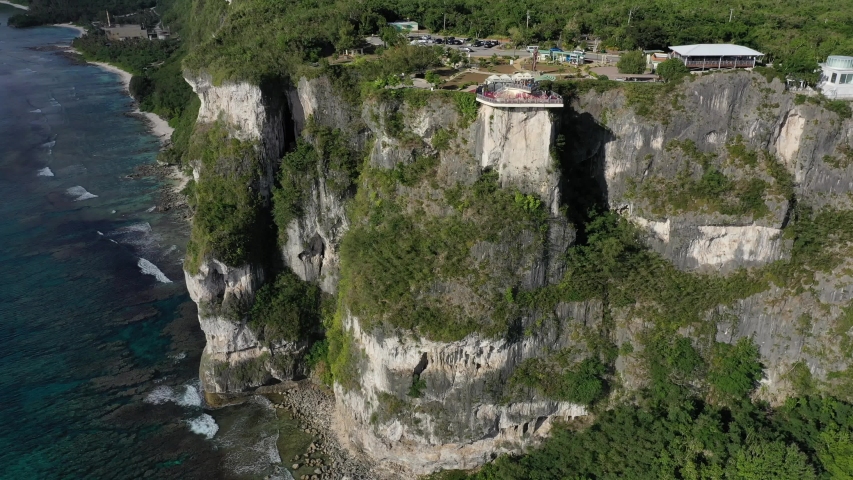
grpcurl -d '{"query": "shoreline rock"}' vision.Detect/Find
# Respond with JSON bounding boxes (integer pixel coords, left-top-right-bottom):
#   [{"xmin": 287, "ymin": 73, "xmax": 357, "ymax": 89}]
[
  {"xmin": 211, "ymin": 381, "xmax": 387, "ymax": 480},
  {"xmin": 129, "ymin": 162, "xmax": 191, "ymax": 219}
]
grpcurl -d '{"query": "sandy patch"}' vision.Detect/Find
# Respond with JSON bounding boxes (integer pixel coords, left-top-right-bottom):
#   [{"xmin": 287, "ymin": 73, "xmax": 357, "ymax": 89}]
[
  {"xmin": 168, "ymin": 166, "xmax": 190, "ymax": 195},
  {"xmin": 87, "ymin": 61, "xmax": 174, "ymax": 144},
  {"xmin": 0, "ymin": 0, "xmax": 28, "ymax": 10},
  {"xmin": 52, "ymin": 23, "xmax": 87, "ymax": 36}
]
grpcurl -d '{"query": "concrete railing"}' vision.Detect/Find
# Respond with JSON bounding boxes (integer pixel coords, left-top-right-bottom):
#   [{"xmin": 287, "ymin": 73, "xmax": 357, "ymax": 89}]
[{"xmin": 476, "ymin": 94, "xmax": 563, "ymax": 105}]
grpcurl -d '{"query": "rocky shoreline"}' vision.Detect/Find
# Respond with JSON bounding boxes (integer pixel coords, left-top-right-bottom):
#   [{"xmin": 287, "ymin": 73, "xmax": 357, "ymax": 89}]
[
  {"xmin": 128, "ymin": 162, "xmax": 191, "ymax": 219},
  {"xmin": 262, "ymin": 382, "xmax": 381, "ymax": 480}
]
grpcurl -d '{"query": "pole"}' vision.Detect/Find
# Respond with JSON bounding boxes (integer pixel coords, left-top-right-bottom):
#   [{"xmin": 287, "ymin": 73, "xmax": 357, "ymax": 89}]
[
  {"xmin": 628, "ymin": 9, "xmax": 633, "ymax": 27},
  {"xmin": 527, "ymin": 10, "xmax": 530, "ymax": 29},
  {"xmin": 443, "ymin": 13, "xmax": 446, "ymax": 32},
  {"xmin": 729, "ymin": 9, "xmax": 733, "ymax": 22}
]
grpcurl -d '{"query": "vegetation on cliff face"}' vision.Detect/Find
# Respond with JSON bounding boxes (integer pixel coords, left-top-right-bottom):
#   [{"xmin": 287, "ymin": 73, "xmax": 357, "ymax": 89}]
[
  {"xmin": 184, "ymin": 123, "xmax": 267, "ymax": 273},
  {"xmin": 339, "ymin": 164, "xmax": 549, "ymax": 342}
]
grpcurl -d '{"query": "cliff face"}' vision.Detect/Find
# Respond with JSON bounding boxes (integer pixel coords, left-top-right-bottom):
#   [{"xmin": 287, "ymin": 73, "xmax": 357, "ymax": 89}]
[
  {"xmin": 564, "ymin": 72, "xmax": 853, "ymax": 400},
  {"xmin": 328, "ymin": 97, "xmax": 585, "ymax": 475},
  {"xmin": 333, "ymin": 307, "xmax": 590, "ymax": 473},
  {"xmin": 181, "ymin": 68, "xmax": 853, "ymax": 473},
  {"xmin": 566, "ymin": 73, "xmax": 852, "ymax": 272},
  {"xmin": 280, "ymin": 77, "xmax": 362, "ymax": 294},
  {"xmin": 183, "ymin": 74, "xmax": 298, "ymax": 393}
]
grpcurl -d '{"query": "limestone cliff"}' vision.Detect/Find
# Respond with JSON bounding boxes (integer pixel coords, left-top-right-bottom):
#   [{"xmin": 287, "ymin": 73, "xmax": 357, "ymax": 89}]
[
  {"xmin": 562, "ymin": 72, "xmax": 853, "ymax": 401},
  {"xmin": 183, "ymin": 74, "xmax": 298, "ymax": 393},
  {"xmin": 180, "ymin": 67, "xmax": 853, "ymax": 474}
]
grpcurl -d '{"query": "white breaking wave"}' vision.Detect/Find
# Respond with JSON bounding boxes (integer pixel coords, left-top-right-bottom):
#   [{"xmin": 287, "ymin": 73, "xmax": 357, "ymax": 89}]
[
  {"xmin": 168, "ymin": 351, "xmax": 187, "ymax": 363},
  {"xmin": 41, "ymin": 140, "xmax": 55, "ymax": 149},
  {"xmin": 187, "ymin": 414, "xmax": 219, "ymax": 439},
  {"xmin": 108, "ymin": 222, "xmax": 161, "ymax": 254},
  {"xmin": 146, "ymin": 206, "xmax": 156, "ymax": 212},
  {"xmin": 36, "ymin": 167, "xmax": 54, "ymax": 177},
  {"xmin": 138, "ymin": 258, "xmax": 172, "ymax": 283},
  {"xmin": 66, "ymin": 186, "xmax": 97, "ymax": 201},
  {"xmin": 144, "ymin": 384, "xmax": 202, "ymax": 407},
  {"xmin": 113, "ymin": 222, "xmax": 152, "ymax": 234},
  {"xmin": 30, "ymin": 108, "xmax": 42, "ymax": 113}
]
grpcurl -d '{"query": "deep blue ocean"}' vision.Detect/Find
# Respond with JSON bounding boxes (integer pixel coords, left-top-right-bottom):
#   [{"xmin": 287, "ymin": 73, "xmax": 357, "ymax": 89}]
[{"xmin": 0, "ymin": 6, "xmax": 296, "ymax": 479}]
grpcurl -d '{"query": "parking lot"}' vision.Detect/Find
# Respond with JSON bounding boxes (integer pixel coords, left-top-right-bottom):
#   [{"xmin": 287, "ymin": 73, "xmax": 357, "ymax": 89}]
[
  {"xmin": 366, "ymin": 34, "xmax": 620, "ymax": 63},
  {"xmin": 411, "ymin": 34, "xmax": 532, "ymax": 58}
]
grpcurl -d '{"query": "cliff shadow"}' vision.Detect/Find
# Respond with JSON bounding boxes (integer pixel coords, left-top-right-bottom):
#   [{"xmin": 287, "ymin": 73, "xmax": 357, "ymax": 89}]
[{"xmin": 554, "ymin": 104, "xmax": 614, "ymax": 244}]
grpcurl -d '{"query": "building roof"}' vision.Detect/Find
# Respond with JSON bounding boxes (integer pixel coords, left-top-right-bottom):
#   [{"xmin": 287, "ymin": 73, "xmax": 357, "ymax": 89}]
[{"xmin": 669, "ymin": 44, "xmax": 763, "ymax": 57}]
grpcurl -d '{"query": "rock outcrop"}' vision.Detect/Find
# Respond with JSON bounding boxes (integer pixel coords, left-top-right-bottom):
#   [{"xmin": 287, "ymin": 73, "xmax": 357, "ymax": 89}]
[{"xmin": 183, "ymin": 74, "xmax": 297, "ymax": 392}]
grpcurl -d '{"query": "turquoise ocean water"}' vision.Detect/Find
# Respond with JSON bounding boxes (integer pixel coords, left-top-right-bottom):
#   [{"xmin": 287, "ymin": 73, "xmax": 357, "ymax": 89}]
[{"xmin": 0, "ymin": 7, "xmax": 292, "ymax": 479}]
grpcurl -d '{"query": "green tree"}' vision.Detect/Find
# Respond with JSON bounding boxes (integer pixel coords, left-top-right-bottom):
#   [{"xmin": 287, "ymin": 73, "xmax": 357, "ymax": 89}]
[
  {"xmin": 425, "ymin": 70, "xmax": 441, "ymax": 85},
  {"xmin": 708, "ymin": 338, "xmax": 763, "ymax": 401},
  {"xmin": 657, "ymin": 58, "xmax": 689, "ymax": 82},
  {"xmin": 508, "ymin": 26, "xmax": 526, "ymax": 49},
  {"xmin": 336, "ymin": 22, "xmax": 358, "ymax": 52},
  {"xmin": 817, "ymin": 428, "xmax": 853, "ymax": 478},
  {"xmin": 381, "ymin": 26, "xmax": 404, "ymax": 47},
  {"xmin": 778, "ymin": 47, "xmax": 820, "ymax": 85},
  {"xmin": 731, "ymin": 441, "xmax": 816, "ymax": 480},
  {"xmin": 617, "ymin": 50, "xmax": 646, "ymax": 74}
]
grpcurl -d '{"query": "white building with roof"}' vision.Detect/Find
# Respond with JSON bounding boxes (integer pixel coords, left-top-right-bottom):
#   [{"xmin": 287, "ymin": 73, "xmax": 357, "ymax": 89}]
[
  {"xmin": 818, "ymin": 56, "xmax": 853, "ymax": 99},
  {"xmin": 669, "ymin": 44, "xmax": 763, "ymax": 70}
]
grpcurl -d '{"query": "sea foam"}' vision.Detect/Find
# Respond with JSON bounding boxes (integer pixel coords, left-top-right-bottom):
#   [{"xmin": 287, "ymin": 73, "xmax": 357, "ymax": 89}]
[
  {"xmin": 144, "ymin": 384, "xmax": 202, "ymax": 407},
  {"xmin": 36, "ymin": 167, "xmax": 54, "ymax": 177},
  {"xmin": 187, "ymin": 414, "xmax": 219, "ymax": 439},
  {"xmin": 66, "ymin": 186, "xmax": 97, "ymax": 201},
  {"xmin": 137, "ymin": 258, "xmax": 172, "ymax": 283}
]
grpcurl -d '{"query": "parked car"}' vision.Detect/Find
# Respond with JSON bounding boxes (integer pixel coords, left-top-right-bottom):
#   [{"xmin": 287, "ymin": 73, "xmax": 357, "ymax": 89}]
[
  {"xmin": 473, "ymin": 41, "xmax": 483, "ymax": 47},
  {"xmin": 434, "ymin": 38, "xmax": 444, "ymax": 44},
  {"xmin": 461, "ymin": 47, "xmax": 473, "ymax": 52}
]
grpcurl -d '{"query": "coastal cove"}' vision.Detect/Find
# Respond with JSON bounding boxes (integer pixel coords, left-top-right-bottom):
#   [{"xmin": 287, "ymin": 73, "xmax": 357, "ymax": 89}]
[{"xmin": 0, "ymin": 6, "xmax": 296, "ymax": 479}]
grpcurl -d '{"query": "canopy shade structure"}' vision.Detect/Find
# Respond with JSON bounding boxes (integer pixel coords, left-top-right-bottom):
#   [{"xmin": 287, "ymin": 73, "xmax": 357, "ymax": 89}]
[
  {"xmin": 669, "ymin": 44, "xmax": 764, "ymax": 57},
  {"xmin": 669, "ymin": 44, "xmax": 763, "ymax": 70}
]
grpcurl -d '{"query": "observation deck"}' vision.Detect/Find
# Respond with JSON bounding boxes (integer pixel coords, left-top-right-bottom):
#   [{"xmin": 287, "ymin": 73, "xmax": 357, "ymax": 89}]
[{"xmin": 474, "ymin": 74, "xmax": 563, "ymax": 108}]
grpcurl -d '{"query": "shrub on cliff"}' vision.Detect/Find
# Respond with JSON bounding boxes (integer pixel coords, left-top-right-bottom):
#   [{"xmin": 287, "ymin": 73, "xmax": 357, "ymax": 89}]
[
  {"xmin": 707, "ymin": 337, "xmax": 763, "ymax": 403},
  {"xmin": 250, "ymin": 270, "xmax": 322, "ymax": 343},
  {"xmin": 656, "ymin": 58, "xmax": 689, "ymax": 82},
  {"xmin": 184, "ymin": 124, "xmax": 266, "ymax": 272},
  {"xmin": 617, "ymin": 50, "xmax": 646, "ymax": 74}
]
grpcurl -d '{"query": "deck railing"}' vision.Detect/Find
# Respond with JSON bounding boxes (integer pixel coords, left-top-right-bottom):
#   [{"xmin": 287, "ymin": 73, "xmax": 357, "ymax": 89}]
[
  {"xmin": 684, "ymin": 59, "xmax": 755, "ymax": 69},
  {"xmin": 476, "ymin": 93, "xmax": 563, "ymax": 105}
]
